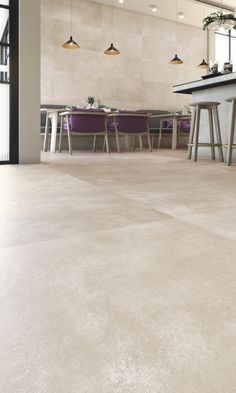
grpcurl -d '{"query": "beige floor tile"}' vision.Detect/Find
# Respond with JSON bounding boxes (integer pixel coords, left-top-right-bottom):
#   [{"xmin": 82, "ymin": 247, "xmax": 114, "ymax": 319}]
[
  {"xmin": 180, "ymin": 206, "xmax": 236, "ymax": 240},
  {"xmin": 0, "ymin": 150, "xmax": 236, "ymax": 393}
]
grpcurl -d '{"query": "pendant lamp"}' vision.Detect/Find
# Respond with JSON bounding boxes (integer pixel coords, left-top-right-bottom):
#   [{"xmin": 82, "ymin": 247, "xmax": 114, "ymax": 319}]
[
  {"xmin": 169, "ymin": 54, "xmax": 183, "ymax": 65},
  {"xmin": 169, "ymin": 0, "xmax": 183, "ymax": 64},
  {"xmin": 197, "ymin": 59, "xmax": 209, "ymax": 69},
  {"xmin": 197, "ymin": 9, "xmax": 208, "ymax": 69},
  {"xmin": 104, "ymin": 43, "xmax": 120, "ymax": 56},
  {"xmin": 63, "ymin": 0, "xmax": 80, "ymax": 49},
  {"xmin": 104, "ymin": 1, "xmax": 120, "ymax": 55}
]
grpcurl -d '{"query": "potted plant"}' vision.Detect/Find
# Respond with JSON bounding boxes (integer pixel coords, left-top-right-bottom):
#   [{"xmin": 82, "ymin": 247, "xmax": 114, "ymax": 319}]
[
  {"xmin": 203, "ymin": 11, "xmax": 236, "ymax": 31},
  {"xmin": 87, "ymin": 96, "xmax": 95, "ymax": 108}
]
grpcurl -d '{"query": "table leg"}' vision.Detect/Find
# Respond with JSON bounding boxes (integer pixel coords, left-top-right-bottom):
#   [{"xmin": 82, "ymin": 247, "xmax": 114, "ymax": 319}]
[
  {"xmin": 172, "ymin": 117, "xmax": 178, "ymax": 150},
  {"xmin": 43, "ymin": 113, "xmax": 49, "ymax": 152},
  {"xmin": 50, "ymin": 112, "xmax": 58, "ymax": 153}
]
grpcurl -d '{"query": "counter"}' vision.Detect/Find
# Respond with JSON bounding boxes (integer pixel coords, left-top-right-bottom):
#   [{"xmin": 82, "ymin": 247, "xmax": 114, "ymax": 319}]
[
  {"xmin": 173, "ymin": 72, "xmax": 236, "ymax": 95},
  {"xmin": 173, "ymin": 73, "xmax": 236, "ymax": 158}
]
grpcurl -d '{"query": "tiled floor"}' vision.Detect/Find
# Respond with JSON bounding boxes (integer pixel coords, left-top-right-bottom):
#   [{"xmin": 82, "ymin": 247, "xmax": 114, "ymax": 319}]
[{"xmin": 0, "ymin": 150, "xmax": 236, "ymax": 393}]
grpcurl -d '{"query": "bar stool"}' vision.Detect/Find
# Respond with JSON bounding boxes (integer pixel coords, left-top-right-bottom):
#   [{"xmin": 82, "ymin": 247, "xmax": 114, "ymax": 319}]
[
  {"xmin": 226, "ymin": 97, "xmax": 236, "ymax": 166},
  {"xmin": 188, "ymin": 101, "xmax": 224, "ymax": 162}
]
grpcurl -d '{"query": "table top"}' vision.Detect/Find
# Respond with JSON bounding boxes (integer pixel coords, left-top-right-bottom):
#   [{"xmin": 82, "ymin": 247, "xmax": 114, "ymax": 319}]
[
  {"xmin": 40, "ymin": 108, "xmax": 64, "ymax": 113},
  {"xmin": 150, "ymin": 113, "xmax": 191, "ymax": 119}
]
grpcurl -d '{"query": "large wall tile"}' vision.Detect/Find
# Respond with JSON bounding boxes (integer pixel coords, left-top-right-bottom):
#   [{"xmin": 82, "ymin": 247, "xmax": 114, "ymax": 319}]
[{"xmin": 41, "ymin": 0, "xmax": 207, "ymax": 111}]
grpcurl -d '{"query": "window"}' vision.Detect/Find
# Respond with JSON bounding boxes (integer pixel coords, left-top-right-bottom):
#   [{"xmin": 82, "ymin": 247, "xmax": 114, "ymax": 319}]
[
  {"xmin": 215, "ymin": 30, "xmax": 236, "ymax": 71},
  {"xmin": 0, "ymin": 0, "xmax": 18, "ymax": 164},
  {"xmin": 231, "ymin": 29, "xmax": 236, "ymax": 68}
]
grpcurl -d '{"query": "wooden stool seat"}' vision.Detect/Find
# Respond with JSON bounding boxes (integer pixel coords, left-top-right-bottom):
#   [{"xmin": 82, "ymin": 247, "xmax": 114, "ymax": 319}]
[
  {"xmin": 226, "ymin": 98, "xmax": 236, "ymax": 165},
  {"xmin": 226, "ymin": 97, "xmax": 236, "ymax": 103},
  {"xmin": 191, "ymin": 101, "xmax": 221, "ymax": 108},
  {"xmin": 188, "ymin": 101, "xmax": 224, "ymax": 162}
]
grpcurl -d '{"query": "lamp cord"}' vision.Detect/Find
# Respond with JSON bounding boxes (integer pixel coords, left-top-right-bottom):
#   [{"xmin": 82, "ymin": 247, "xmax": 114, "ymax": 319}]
[
  {"xmin": 203, "ymin": 7, "xmax": 205, "ymax": 58},
  {"xmin": 71, "ymin": 0, "xmax": 73, "ymax": 36},
  {"xmin": 111, "ymin": 0, "xmax": 113, "ymax": 42},
  {"xmin": 175, "ymin": 0, "xmax": 178, "ymax": 51}
]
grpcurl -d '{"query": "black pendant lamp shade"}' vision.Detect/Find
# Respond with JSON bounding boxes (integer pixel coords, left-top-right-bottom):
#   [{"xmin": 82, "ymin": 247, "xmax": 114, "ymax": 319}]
[
  {"xmin": 104, "ymin": 43, "xmax": 120, "ymax": 56},
  {"xmin": 197, "ymin": 58, "xmax": 208, "ymax": 69},
  {"xmin": 63, "ymin": 36, "xmax": 80, "ymax": 49},
  {"xmin": 104, "ymin": 0, "xmax": 120, "ymax": 56},
  {"xmin": 169, "ymin": 54, "xmax": 184, "ymax": 65},
  {"xmin": 169, "ymin": 0, "xmax": 184, "ymax": 65},
  {"xmin": 62, "ymin": 0, "xmax": 80, "ymax": 49}
]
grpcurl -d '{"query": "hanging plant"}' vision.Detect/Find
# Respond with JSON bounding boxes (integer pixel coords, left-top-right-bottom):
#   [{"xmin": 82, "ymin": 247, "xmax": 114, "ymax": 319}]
[{"xmin": 203, "ymin": 11, "xmax": 236, "ymax": 31}]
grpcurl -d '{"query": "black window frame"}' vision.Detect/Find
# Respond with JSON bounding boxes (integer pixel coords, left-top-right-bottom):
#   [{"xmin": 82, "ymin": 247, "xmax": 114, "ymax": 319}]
[{"xmin": 0, "ymin": 0, "xmax": 19, "ymax": 165}]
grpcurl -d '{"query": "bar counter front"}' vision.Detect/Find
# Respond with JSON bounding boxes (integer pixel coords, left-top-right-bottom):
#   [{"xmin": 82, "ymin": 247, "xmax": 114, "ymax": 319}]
[{"xmin": 173, "ymin": 73, "xmax": 236, "ymax": 158}]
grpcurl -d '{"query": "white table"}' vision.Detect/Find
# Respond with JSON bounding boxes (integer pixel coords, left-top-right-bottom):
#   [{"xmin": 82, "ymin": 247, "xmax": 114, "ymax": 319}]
[
  {"xmin": 41, "ymin": 108, "xmax": 63, "ymax": 153},
  {"xmin": 151, "ymin": 113, "xmax": 191, "ymax": 149}
]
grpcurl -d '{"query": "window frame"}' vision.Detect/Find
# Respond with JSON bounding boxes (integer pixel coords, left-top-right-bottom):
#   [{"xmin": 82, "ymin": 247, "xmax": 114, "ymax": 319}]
[{"xmin": 0, "ymin": 0, "xmax": 19, "ymax": 165}]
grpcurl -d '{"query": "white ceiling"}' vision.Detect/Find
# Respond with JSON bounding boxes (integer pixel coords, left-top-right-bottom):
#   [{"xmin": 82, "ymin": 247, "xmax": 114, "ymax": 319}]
[{"xmin": 90, "ymin": 0, "xmax": 236, "ymax": 28}]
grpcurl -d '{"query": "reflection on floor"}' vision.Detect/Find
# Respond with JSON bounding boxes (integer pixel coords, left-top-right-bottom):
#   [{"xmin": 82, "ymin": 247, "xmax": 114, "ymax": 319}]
[{"xmin": 0, "ymin": 150, "xmax": 235, "ymax": 393}]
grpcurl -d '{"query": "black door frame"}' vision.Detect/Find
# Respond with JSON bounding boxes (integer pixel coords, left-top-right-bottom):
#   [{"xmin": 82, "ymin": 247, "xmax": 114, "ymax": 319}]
[{"xmin": 0, "ymin": 0, "xmax": 19, "ymax": 165}]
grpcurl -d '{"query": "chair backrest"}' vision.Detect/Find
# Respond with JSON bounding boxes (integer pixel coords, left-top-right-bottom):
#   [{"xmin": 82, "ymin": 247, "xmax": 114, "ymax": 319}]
[
  {"xmin": 162, "ymin": 118, "xmax": 191, "ymax": 131},
  {"xmin": 114, "ymin": 112, "xmax": 149, "ymax": 134},
  {"xmin": 179, "ymin": 119, "xmax": 191, "ymax": 131},
  {"xmin": 69, "ymin": 110, "xmax": 107, "ymax": 134}
]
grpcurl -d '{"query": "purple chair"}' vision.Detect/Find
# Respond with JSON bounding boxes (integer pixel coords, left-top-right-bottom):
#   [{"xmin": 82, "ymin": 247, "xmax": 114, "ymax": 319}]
[
  {"xmin": 58, "ymin": 110, "xmax": 109, "ymax": 154},
  {"xmin": 107, "ymin": 112, "xmax": 152, "ymax": 153}
]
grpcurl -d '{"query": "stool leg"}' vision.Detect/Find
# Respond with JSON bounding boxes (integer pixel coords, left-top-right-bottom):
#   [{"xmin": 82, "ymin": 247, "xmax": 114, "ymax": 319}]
[
  {"xmin": 208, "ymin": 109, "xmax": 215, "ymax": 160},
  {"xmin": 227, "ymin": 101, "xmax": 236, "ymax": 166},
  {"xmin": 194, "ymin": 106, "xmax": 201, "ymax": 162},
  {"xmin": 188, "ymin": 108, "xmax": 196, "ymax": 159},
  {"xmin": 212, "ymin": 106, "xmax": 224, "ymax": 162}
]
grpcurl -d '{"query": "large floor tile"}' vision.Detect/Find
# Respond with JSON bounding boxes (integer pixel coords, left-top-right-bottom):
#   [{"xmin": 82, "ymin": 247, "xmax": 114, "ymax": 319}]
[{"xmin": 0, "ymin": 150, "xmax": 236, "ymax": 393}]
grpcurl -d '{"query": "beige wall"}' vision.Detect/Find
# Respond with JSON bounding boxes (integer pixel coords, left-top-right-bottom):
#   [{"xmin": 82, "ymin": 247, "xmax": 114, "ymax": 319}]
[
  {"xmin": 41, "ymin": 0, "xmax": 207, "ymax": 111},
  {"xmin": 20, "ymin": 0, "xmax": 41, "ymax": 164}
]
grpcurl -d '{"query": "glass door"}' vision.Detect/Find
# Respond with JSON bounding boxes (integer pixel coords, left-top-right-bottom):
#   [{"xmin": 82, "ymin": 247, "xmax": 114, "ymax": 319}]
[{"xmin": 0, "ymin": 0, "xmax": 18, "ymax": 164}]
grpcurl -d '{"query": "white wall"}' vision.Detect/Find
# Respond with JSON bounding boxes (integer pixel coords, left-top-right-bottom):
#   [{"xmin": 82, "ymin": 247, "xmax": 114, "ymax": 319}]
[
  {"xmin": 41, "ymin": 0, "xmax": 208, "ymax": 112},
  {"xmin": 19, "ymin": 0, "xmax": 41, "ymax": 164}
]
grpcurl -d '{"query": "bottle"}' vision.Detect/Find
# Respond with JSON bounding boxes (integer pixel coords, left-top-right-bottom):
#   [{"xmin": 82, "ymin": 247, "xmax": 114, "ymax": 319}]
[{"xmin": 223, "ymin": 61, "xmax": 233, "ymax": 74}]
